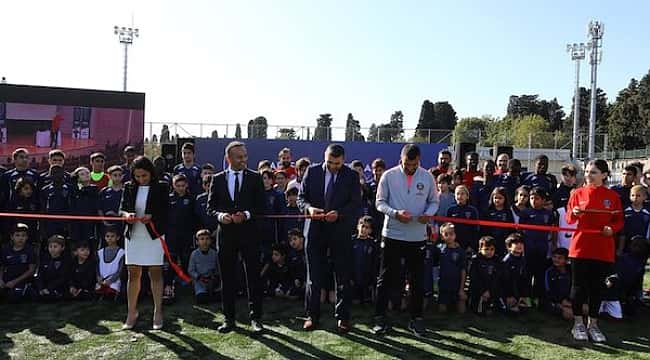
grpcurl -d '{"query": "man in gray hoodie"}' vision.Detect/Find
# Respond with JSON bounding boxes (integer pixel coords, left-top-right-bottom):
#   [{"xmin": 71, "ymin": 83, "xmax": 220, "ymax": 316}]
[{"xmin": 372, "ymin": 143, "xmax": 439, "ymax": 337}]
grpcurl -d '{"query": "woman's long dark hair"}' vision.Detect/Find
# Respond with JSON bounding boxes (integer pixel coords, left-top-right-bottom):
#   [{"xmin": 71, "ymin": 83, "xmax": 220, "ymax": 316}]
[{"xmin": 130, "ymin": 156, "xmax": 158, "ymax": 185}]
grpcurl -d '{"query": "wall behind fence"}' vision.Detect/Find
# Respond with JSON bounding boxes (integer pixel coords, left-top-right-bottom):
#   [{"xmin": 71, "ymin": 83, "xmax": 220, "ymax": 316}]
[{"xmin": 195, "ymin": 138, "xmax": 449, "ymax": 172}]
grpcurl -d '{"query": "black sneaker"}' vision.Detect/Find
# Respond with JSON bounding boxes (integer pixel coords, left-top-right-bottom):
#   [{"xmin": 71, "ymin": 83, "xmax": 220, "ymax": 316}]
[
  {"xmin": 371, "ymin": 317, "xmax": 389, "ymax": 335},
  {"xmin": 408, "ymin": 318, "xmax": 426, "ymax": 338},
  {"xmin": 251, "ymin": 319, "xmax": 265, "ymax": 334},
  {"xmin": 218, "ymin": 319, "xmax": 236, "ymax": 334}
]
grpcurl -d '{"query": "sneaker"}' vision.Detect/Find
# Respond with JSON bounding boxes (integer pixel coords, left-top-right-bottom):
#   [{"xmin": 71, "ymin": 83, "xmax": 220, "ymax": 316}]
[
  {"xmin": 571, "ymin": 323, "xmax": 588, "ymax": 341},
  {"xmin": 588, "ymin": 325, "xmax": 607, "ymax": 343},
  {"xmin": 408, "ymin": 318, "xmax": 426, "ymax": 338},
  {"xmin": 371, "ymin": 317, "xmax": 389, "ymax": 335}
]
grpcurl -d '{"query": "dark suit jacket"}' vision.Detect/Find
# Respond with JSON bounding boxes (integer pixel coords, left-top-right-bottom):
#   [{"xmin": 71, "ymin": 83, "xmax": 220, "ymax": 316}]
[
  {"xmin": 298, "ymin": 163, "xmax": 361, "ymax": 237},
  {"xmin": 120, "ymin": 180, "xmax": 170, "ymax": 240},
  {"xmin": 207, "ymin": 168, "xmax": 265, "ymax": 239}
]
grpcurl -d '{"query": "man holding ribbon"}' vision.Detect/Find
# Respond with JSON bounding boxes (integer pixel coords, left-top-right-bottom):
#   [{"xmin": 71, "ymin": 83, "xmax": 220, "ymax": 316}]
[
  {"xmin": 207, "ymin": 141, "xmax": 266, "ymax": 334},
  {"xmin": 298, "ymin": 144, "xmax": 361, "ymax": 333},
  {"xmin": 372, "ymin": 143, "xmax": 439, "ymax": 337}
]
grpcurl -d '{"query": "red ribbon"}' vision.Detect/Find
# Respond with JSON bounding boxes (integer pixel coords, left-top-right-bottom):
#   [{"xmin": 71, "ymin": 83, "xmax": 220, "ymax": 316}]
[{"xmin": 429, "ymin": 215, "xmax": 597, "ymax": 234}]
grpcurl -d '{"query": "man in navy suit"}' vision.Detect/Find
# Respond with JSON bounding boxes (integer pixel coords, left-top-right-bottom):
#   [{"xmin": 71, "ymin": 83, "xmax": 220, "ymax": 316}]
[
  {"xmin": 298, "ymin": 144, "xmax": 361, "ymax": 333},
  {"xmin": 207, "ymin": 141, "xmax": 266, "ymax": 334}
]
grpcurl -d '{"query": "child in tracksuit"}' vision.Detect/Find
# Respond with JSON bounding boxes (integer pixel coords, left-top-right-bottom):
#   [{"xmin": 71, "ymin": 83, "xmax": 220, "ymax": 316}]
[
  {"xmin": 97, "ymin": 166, "xmax": 125, "ymax": 247},
  {"xmin": 287, "ymin": 228, "xmax": 306, "ymax": 300},
  {"xmin": 6, "ymin": 177, "xmax": 40, "ymax": 245},
  {"xmin": 351, "ymin": 216, "xmax": 377, "ymax": 304},
  {"xmin": 468, "ymin": 236, "xmax": 501, "ymax": 315},
  {"xmin": 259, "ymin": 170, "xmax": 286, "ymax": 276},
  {"xmin": 446, "ymin": 185, "xmax": 480, "ymax": 252},
  {"xmin": 621, "ymin": 185, "xmax": 650, "ymax": 253},
  {"xmin": 173, "ymin": 142, "xmax": 203, "ymax": 196},
  {"xmin": 0, "ymin": 224, "xmax": 37, "ymax": 303},
  {"xmin": 37, "ymin": 235, "xmax": 70, "ymax": 302},
  {"xmin": 194, "ymin": 175, "xmax": 219, "ymax": 236},
  {"xmin": 437, "ymin": 223, "xmax": 467, "ymax": 313},
  {"xmin": 188, "ymin": 229, "xmax": 219, "ymax": 304},
  {"xmin": 482, "ymin": 187, "xmax": 516, "ymax": 256},
  {"xmin": 168, "ymin": 174, "xmax": 195, "ymax": 265},
  {"xmin": 39, "ymin": 165, "xmax": 72, "ymax": 244},
  {"xmin": 501, "ymin": 233, "xmax": 528, "ymax": 313},
  {"xmin": 609, "ymin": 236, "xmax": 648, "ymax": 316},
  {"xmin": 266, "ymin": 243, "xmax": 293, "ymax": 298},
  {"xmin": 518, "ymin": 187, "xmax": 554, "ymax": 303},
  {"xmin": 284, "ymin": 187, "xmax": 303, "ymax": 243},
  {"xmin": 69, "ymin": 242, "xmax": 97, "ymax": 301},
  {"xmin": 70, "ymin": 167, "xmax": 99, "ymax": 251},
  {"xmin": 543, "ymin": 247, "xmax": 573, "ymax": 320}
]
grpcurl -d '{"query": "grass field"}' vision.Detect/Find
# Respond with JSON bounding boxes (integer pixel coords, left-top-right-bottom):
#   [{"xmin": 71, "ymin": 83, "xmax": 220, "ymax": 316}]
[{"xmin": 1, "ymin": 272, "xmax": 649, "ymax": 360}]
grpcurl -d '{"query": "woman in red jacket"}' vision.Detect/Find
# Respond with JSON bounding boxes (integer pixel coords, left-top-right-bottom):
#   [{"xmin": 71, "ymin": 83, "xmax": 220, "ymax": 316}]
[{"xmin": 566, "ymin": 159, "xmax": 623, "ymax": 343}]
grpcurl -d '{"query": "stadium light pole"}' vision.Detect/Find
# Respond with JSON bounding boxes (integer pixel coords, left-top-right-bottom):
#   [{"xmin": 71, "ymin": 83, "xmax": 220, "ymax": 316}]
[
  {"xmin": 566, "ymin": 43, "xmax": 586, "ymax": 160},
  {"xmin": 113, "ymin": 25, "xmax": 139, "ymax": 91},
  {"xmin": 587, "ymin": 20, "xmax": 603, "ymax": 160}
]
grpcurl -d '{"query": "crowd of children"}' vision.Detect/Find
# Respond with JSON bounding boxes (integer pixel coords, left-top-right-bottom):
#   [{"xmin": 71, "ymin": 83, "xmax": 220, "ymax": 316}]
[{"xmin": 0, "ymin": 144, "xmax": 648, "ymax": 332}]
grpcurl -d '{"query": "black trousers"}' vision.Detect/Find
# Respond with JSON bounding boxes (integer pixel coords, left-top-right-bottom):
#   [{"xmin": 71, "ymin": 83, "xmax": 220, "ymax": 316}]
[
  {"xmin": 305, "ymin": 222, "xmax": 353, "ymax": 321},
  {"xmin": 217, "ymin": 230, "xmax": 263, "ymax": 321},
  {"xmin": 375, "ymin": 238, "xmax": 425, "ymax": 319},
  {"xmin": 570, "ymin": 258, "xmax": 611, "ymax": 318}
]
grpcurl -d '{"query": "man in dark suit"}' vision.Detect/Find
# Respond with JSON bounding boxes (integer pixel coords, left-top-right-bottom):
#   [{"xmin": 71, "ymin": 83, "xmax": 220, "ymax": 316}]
[
  {"xmin": 298, "ymin": 144, "xmax": 361, "ymax": 333},
  {"xmin": 207, "ymin": 141, "xmax": 265, "ymax": 333}
]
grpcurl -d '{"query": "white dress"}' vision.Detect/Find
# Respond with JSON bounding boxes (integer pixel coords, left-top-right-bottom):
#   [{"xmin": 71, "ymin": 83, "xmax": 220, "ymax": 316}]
[{"xmin": 124, "ymin": 186, "xmax": 164, "ymax": 266}]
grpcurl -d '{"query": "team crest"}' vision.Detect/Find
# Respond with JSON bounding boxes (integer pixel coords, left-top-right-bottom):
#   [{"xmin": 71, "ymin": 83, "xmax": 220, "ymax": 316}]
[
  {"xmin": 20, "ymin": 254, "xmax": 28, "ymax": 263},
  {"xmin": 416, "ymin": 182, "xmax": 424, "ymax": 191},
  {"xmin": 603, "ymin": 199, "xmax": 611, "ymax": 208}
]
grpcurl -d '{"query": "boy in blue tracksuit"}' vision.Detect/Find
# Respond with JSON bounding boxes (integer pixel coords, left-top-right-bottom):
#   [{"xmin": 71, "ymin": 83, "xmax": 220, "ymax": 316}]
[
  {"xmin": 351, "ymin": 216, "xmax": 377, "ymax": 304},
  {"xmin": 1, "ymin": 148, "xmax": 39, "ymax": 204},
  {"xmin": 173, "ymin": 142, "xmax": 202, "ymax": 196},
  {"xmin": 518, "ymin": 187, "xmax": 554, "ymax": 302},
  {"xmin": 97, "ymin": 166, "xmax": 124, "ymax": 247},
  {"xmin": 283, "ymin": 187, "xmax": 303, "ymax": 243},
  {"xmin": 194, "ymin": 175, "xmax": 219, "ymax": 236},
  {"xmin": 446, "ymin": 185, "xmax": 480, "ymax": 252},
  {"xmin": 168, "ymin": 174, "xmax": 196, "ymax": 266},
  {"xmin": 543, "ymin": 247, "xmax": 573, "ymax": 320},
  {"xmin": 39, "ymin": 165, "xmax": 72, "ymax": 244},
  {"xmin": 70, "ymin": 167, "xmax": 99, "ymax": 251},
  {"xmin": 621, "ymin": 185, "xmax": 650, "ymax": 253}
]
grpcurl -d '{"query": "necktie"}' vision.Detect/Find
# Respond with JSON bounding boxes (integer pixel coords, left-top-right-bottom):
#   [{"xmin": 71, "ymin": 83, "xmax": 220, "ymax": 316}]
[
  {"xmin": 233, "ymin": 172, "xmax": 240, "ymax": 205},
  {"xmin": 325, "ymin": 172, "xmax": 335, "ymax": 210}
]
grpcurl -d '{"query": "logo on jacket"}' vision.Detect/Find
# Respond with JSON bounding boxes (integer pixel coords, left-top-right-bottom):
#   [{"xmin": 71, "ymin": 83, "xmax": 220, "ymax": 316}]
[
  {"xmin": 416, "ymin": 182, "xmax": 424, "ymax": 191},
  {"xmin": 603, "ymin": 199, "xmax": 611, "ymax": 209},
  {"xmin": 20, "ymin": 254, "xmax": 28, "ymax": 263}
]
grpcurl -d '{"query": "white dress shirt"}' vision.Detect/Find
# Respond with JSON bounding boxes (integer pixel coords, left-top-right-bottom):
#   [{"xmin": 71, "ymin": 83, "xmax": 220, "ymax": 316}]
[{"xmin": 217, "ymin": 167, "xmax": 251, "ymax": 223}]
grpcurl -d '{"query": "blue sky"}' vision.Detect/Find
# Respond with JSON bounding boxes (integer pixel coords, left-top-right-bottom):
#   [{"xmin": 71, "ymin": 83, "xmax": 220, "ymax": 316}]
[{"xmin": 1, "ymin": 0, "xmax": 648, "ymax": 138}]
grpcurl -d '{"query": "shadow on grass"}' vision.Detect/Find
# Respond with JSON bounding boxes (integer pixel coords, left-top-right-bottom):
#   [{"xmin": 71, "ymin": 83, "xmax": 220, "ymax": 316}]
[{"xmin": 144, "ymin": 320, "xmax": 234, "ymax": 360}]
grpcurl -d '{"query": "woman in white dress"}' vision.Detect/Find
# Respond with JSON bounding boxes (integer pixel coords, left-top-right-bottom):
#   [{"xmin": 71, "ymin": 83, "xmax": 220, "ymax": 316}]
[{"xmin": 119, "ymin": 156, "xmax": 169, "ymax": 330}]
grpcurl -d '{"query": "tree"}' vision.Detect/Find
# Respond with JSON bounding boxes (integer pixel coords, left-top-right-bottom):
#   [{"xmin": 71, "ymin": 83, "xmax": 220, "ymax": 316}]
[
  {"xmin": 345, "ymin": 113, "xmax": 365, "ymax": 142},
  {"xmin": 414, "ymin": 100, "xmax": 457, "ymax": 142},
  {"xmin": 415, "ymin": 100, "xmax": 435, "ymax": 139},
  {"xmin": 247, "ymin": 116, "xmax": 268, "ymax": 139},
  {"xmin": 539, "ymin": 98, "xmax": 565, "ymax": 131},
  {"xmin": 276, "ymin": 128, "xmax": 297, "ymax": 140},
  {"xmin": 313, "ymin": 113, "xmax": 332, "ymax": 141},
  {"xmin": 508, "ymin": 94, "xmax": 565, "ymax": 131},
  {"xmin": 509, "ymin": 115, "xmax": 564, "ymax": 148},
  {"xmin": 433, "ymin": 101, "xmax": 458, "ymax": 130},
  {"xmin": 235, "ymin": 123, "xmax": 242, "ymax": 139},
  {"xmin": 568, "ymin": 87, "xmax": 608, "ymax": 131},
  {"xmin": 367, "ymin": 123, "xmax": 378, "ymax": 142},
  {"xmin": 452, "ymin": 116, "xmax": 492, "ymax": 144},
  {"xmin": 637, "ymin": 70, "xmax": 650, "ymax": 130},
  {"xmin": 607, "ymin": 79, "xmax": 646, "ymax": 150},
  {"xmin": 376, "ymin": 111, "xmax": 404, "ymax": 143}
]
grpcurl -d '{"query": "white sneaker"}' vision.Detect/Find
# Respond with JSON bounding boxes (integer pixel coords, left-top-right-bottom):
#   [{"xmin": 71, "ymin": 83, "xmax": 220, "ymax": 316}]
[
  {"xmin": 588, "ymin": 325, "xmax": 607, "ymax": 343},
  {"xmin": 571, "ymin": 323, "xmax": 588, "ymax": 341}
]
